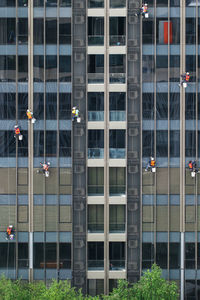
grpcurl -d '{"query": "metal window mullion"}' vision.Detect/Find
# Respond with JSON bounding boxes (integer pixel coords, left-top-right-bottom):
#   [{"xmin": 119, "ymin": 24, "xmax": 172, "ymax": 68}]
[
  {"xmin": 140, "ymin": 0, "xmax": 143, "ymax": 276},
  {"xmin": 195, "ymin": 2, "xmax": 199, "ymax": 298},
  {"xmin": 167, "ymin": 0, "xmax": 170, "ymax": 280},
  {"xmin": 56, "ymin": 0, "xmax": 60, "ymax": 281},
  {"xmin": 15, "ymin": 0, "xmax": 19, "ymax": 280},
  {"xmin": 43, "ymin": 0, "xmax": 47, "ymax": 282},
  {"xmin": 153, "ymin": 0, "xmax": 157, "ymax": 264}
]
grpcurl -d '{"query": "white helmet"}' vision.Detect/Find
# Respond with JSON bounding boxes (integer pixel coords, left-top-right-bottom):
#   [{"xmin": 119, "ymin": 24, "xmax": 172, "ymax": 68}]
[
  {"xmin": 186, "ymin": 72, "xmax": 189, "ymax": 75},
  {"xmin": 9, "ymin": 225, "xmax": 13, "ymax": 228},
  {"xmin": 151, "ymin": 157, "xmax": 154, "ymax": 160},
  {"xmin": 145, "ymin": 3, "xmax": 148, "ymax": 5},
  {"xmin": 14, "ymin": 125, "xmax": 18, "ymax": 128}
]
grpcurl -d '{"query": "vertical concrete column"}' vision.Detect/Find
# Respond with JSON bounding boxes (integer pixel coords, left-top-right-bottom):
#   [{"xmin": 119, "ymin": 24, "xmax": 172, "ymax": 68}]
[{"xmin": 28, "ymin": 0, "xmax": 34, "ymax": 282}]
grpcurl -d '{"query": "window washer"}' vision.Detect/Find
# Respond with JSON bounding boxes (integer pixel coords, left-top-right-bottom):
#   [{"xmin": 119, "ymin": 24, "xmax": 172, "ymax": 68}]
[
  {"xmin": 145, "ymin": 156, "xmax": 156, "ymax": 172},
  {"xmin": 179, "ymin": 72, "xmax": 190, "ymax": 87},
  {"xmin": 14, "ymin": 125, "xmax": 23, "ymax": 140},
  {"xmin": 37, "ymin": 162, "xmax": 50, "ymax": 177},
  {"xmin": 26, "ymin": 109, "xmax": 36, "ymax": 123},
  {"xmin": 135, "ymin": 3, "xmax": 149, "ymax": 18},
  {"xmin": 6, "ymin": 225, "xmax": 15, "ymax": 240},
  {"xmin": 72, "ymin": 106, "xmax": 81, "ymax": 122},
  {"xmin": 188, "ymin": 160, "xmax": 198, "ymax": 177}
]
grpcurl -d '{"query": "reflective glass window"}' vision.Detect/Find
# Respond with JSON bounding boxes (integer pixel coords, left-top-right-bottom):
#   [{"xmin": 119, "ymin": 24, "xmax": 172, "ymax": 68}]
[
  {"xmin": 59, "ymin": 18, "xmax": 71, "ymax": 44},
  {"xmin": 169, "ymin": 243, "xmax": 180, "ymax": 268},
  {"xmin": 185, "ymin": 243, "xmax": 195, "ymax": 269},
  {"xmin": 143, "ymin": 93, "xmax": 154, "ymax": 119},
  {"xmin": 142, "ymin": 243, "xmax": 154, "ymax": 269},
  {"xmin": 34, "ymin": 19, "xmax": 44, "ymax": 44},
  {"xmin": 143, "ymin": 131, "xmax": 154, "ymax": 157},
  {"xmin": 46, "ymin": 19, "xmax": 57, "ymax": 44},
  {"xmin": 0, "ymin": 93, "xmax": 16, "ymax": 119},
  {"xmin": 59, "ymin": 131, "xmax": 71, "ymax": 157},
  {"xmin": 156, "ymin": 131, "xmax": 168, "ymax": 157},
  {"xmin": 0, "ymin": 19, "xmax": 15, "ymax": 44}
]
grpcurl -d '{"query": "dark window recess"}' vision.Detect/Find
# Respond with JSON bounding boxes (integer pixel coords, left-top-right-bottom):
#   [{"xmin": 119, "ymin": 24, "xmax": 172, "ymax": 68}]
[
  {"xmin": 109, "ymin": 54, "xmax": 126, "ymax": 73},
  {"xmin": 185, "ymin": 131, "xmax": 196, "ymax": 157},
  {"xmin": 156, "ymin": 94, "xmax": 168, "ymax": 119},
  {"xmin": 59, "ymin": 243, "xmax": 71, "ymax": 268},
  {"xmin": 109, "ymin": 167, "xmax": 126, "ymax": 195},
  {"xmin": 34, "ymin": 55, "xmax": 44, "ymax": 82},
  {"xmin": 0, "ymin": 55, "xmax": 16, "ymax": 82},
  {"xmin": 46, "ymin": 131, "xmax": 57, "ymax": 157},
  {"xmin": 142, "ymin": 93, "xmax": 154, "ymax": 119},
  {"xmin": 0, "ymin": 243, "xmax": 16, "ymax": 267},
  {"xmin": 60, "ymin": 0, "xmax": 71, "ymax": 7},
  {"xmin": 0, "ymin": 19, "xmax": 15, "ymax": 44},
  {"xmin": 59, "ymin": 93, "xmax": 71, "ymax": 119},
  {"xmin": 88, "ymin": 167, "xmax": 104, "ymax": 195},
  {"xmin": 59, "ymin": 56, "xmax": 71, "ymax": 82},
  {"xmin": 169, "ymin": 243, "xmax": 180, "ymax": 269},
  {"xmin": 59, "ymin": 131, "xmax": 71, "ymax": 157},
  {"xmin": 156, "ymin": 243, "xmax": 167, "ymax": 269},
  {"xmin": 185, "ymin": 243, "xmax": 195, "ymax": 269},
  {"xmin": 88, "ymin": 205, "xmax": 104, "ymax": 233},
  {"xmin": 33, "ymin": 0, "xmax": 44, "ymax": 6},
  {"xmin": 88, "ymin": 55, "xmax": 104, "ymax": 73},
  {"xmin": 59, "ymin": 18, "xmax": 71, "ymax": 44},
  {"xmin": 18, "ymin": 93, "xmax": 28, "ymax": 119},
  {"xmin": 0, "ymin": 131, "xmax": 16, "ymax": 157},
  {"xmin": 0, "ymin": 0, "xmax": 15, "ymax": 6},
  {"xmin": 88, "ymin": 93, "xmax": 104, "ymax": 111},
  {"xmin": 142, "ymin": 243, "xmax": 154, "ymax": 269},
  {"xmin": 18, "ymin": 243, "xmax": 29, "ymax": 268},
  {"xmin": 88, "ymin": 242, "xmax": 104, "ymax": 269},
  {"xmin": 185, "ymin": 93, "xmax": 196, "ymax": 120},
  {"xmin": 18, "ymin": 0, "xmax": 28, "ymax": 6},
  {"xmin": 109, "ymin": 242, "xmax": 125, "ymax": 270},
  {"xmin": 46, "ymin": 93, "xmax": 57, "ymax": 119},
  {"xmin": 46, "ymin": 55, "xmax": 57, "ymax": 82},
  {"xmin": 109, "ymin": 17, "xmax": 126, "ymax": 46},
  {"xmin": 88, "ymin": 130, "xmax": 104, "ymax": 148},
  {"xmin": 186, "ymin": 18, "xmax": 196, "ymax": 44},
  {"xmin": 18, "ymin": 130, "xmax": 28, "ymax": 157},
  {"xmin": 34, "ymin": 19, "xmax": 44, "ymax": 44},
  {"xmin": 0, "ymin": 93, "xmax": 16, "ymax": 119},
  {"xmin": 34, "ymin": 131, "xmax": 44, "ymax": 157},
  {"xmin": 46, "ymin": 19, "xmax": 57, "ymax": 44},
  {"xmin": 170, "ymin": 131, "xmax": 180, "ymax": 157},
  {"xmin": 156, "ymin": 130, "xmax": 168, "ymax": 157},
  {"xmin": 33, "ymin": 93, "xmax": 44, "ymax": 119},
  {"xmin": 109, "ymin": 130, "xmax": 125, "ymax": 148},
  {"xmin": 109, "ymin": 92, "xmax": 125, "ymax": 111},
  {"xmin": 18, "ymin": 18, "xmax": 28, "ymax": 44},
  {"xmin": 170, "ymin": 93, "xmax": 180, "ymax": 119},
  {"xmin": 18, "ymin": 56, "xmax": 28, "ymax": 82},
  {"xmin": 143, "ymin": 21, "xmax": 154, "ymax": 44},
  {"xmin": 142, "ymin": 130, "xmax": 154, "ymax": 157}
]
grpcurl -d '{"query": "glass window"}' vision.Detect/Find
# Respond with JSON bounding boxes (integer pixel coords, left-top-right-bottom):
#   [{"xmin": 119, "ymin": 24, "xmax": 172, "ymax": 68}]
[
  {"xmin": 109, "ymin": 54, "xmax": 126, "ymax": 73},
  {"xmin": 59, "ymin": 56, "xmax": 71, "ymax": 82},
  {"xmin": 46, "ymin": 55, "xmax": 57, "ymax": 82},
  {"xmin": 0, "ymin": 0, "xmax": 15, "ymax": 6},
  {"xmin": 46, "ymin": 131, "xmax": 57, "ymax": 157},
  {"xmin": 34, "ymin": 243, "xmax": 44, "ymax": 268},
  {"xmin": 88, "ymin": 242, "xmax": 104, "ymax": 269},
  {"xmin": 59, "ymin": 243, "xmax": 71, "ymax": 268},
  {"xmin": 109, "ymin": 92, "xmax": 126, "ymax": 121},
  {"xmin": 88, "ymin": 130, "xmax": 104, "ymax": 148},
  {"xmin": 156, "ymin": 94, "xmax": 168, "ymax": 119},
  {"xmin": 109, "ymin": 242, "xmax": 125, "ymax": 270},
  {"xmin": 59, "ymin": 131, "xmax": 71, "ymax": 157},
  {"xmin": 88, "ymin": 92, "xmax": 104, "ymax": 121},
  {"xmin": 34, "ymin": 131, "xmax": 44, "ymax": 157},
  {"xmin": 88, "ymin": 167, "xmax": 104, "ymax": 195},
  {"xmin": 34, "ymin": 19, "xmax": 44, "ymax": 44},
  {"xmin": 18, "ymin": 131, "xmax": 28, "ymax": 157},
  {"xmin": 142, "ymin": 55, "xmax": 155, "ymax": 82},
  {"xmin": 46, "ymin": 93, "xmax": 57, "ymax": 119},
  {"xmin": 110, "ymin": 17, "xmax": 126, "ymax": 46},
  {"xmin": 0, "ymin": 19, "xmax": 15, "ymax": 44},
  {"xmin": 185, "ymin": 93, "xmax": 196, "ymax": 120},
  {"xmin": 0, "ymin": 93, "xmax": 16, "ymax": 119},
  {"xmin": 156, "ymin": 56, "xmax": 168, "ymax": 82},
  {"xmin": 156, "ymin": 243, "xmax": 167, "ymax": 268},
  {"xmin": 185, "ymin": 243, "xmax": 195, "ymax": 269},
  {"xmin": 156, "ymin": 18, "xmax": 180, "ymax": 45},
  {"xmin": 186, "ymin": 55, "xmax": 196, "ymax": 74},
  {"xmin": 0, "ymin": 131, "xmax": 16, "ymax": 157},
  {"xmin": 186, "ymin": 18, "xmax": 196, "ymax": 44},
  {"xmin": 59, "ymin": 93, "xmax": 71, "ymax": 120},
  {"xmin": 143, "ymin": 21, "xmax": 154, "ymax": 44},
  {"xmin": 109, "ymin": 205, "xmax": 125, "ymax": 233},
  {"xmin": 142, "ymin": 243, "xmax": 154, "ymax": 269},
  {"xmin": 88, "ymin": 55, "xmax": 104, "ymax": 73},
  {"xmin": 170, "ymin": 93, "xmax": 180, "ymax": 119},
  {"xmin": 170, "ymin": 131, "xmax": 180, "ymax": 157},
  {"xmin": 59, "ymin": 18, "xmax": 71, "ymax": 44},
  {"xmin": 18, "ymin": 0, "xmax": 28, "ymax": 6},
  {"xmin": 88, "ymin": 17, "xmax": 104, "ymax": 46},
  {"xmin": 34, "ymin": 0, "xmax": 44, "ymax": 6},
  {"xmin": 88, "ymin": 205, "xmax": 104, "ymax": 233},
  {"xmin": 18, "ymin": 243, "xmax": 28, "ymax": 268},
  {"xmin": 109, "ymin": 130, "xmax": 125, "ymax": 158},
  {"xmin": 18, "ymin": 18, "xmax": 28, "ymax": 44},
  {"xmin": 0, "ymin": 55, "xmax": 16, "ymax": 82},
  {"xmin": 143, "ymin": 93, "xmax": 154, "ymax": 119},
  {"xmin": 142, "ymin": 130, "xmax": 154, "ymax": 157},
  {"xmin": 109, "ymin": 167, "xmax": 126, "ymax": 195},
  {"xmin": 88, "ymin": 0, "xmax": 104, "ymax": 8},
  {"xmin": 110, "ymin": 0, "xmax": 126, "ymax": 8},
  {"xmin": 46, "ymin": 0, "xmax": 57, "ymax": 7},
  {"xmin": 60, "ymin": 0, "xmax": 71, "ymax": 7},
  {"xmin": 45, "ymin": 243, "xmax": 57, "ymax": 265},
  {"xmin": 33, "ymin": 93, "xmax": 44, "ymax": 119},
  {"xmin": 18, "ymin": 93, "xmax": 28, "ymax": 119},
  {"xmin": 156, "ymin": 130, "xmax": 168, "ymax": 157},
  {"xmin": 0, "ymin": 243, "xmax": 15, "ymax": 267},
  {"xmin": 18, "ymin": 56, "xmax": 28, "ymax": 82},
  {"xmin": 185, "ymin": 131, "xmax": 196, "ymax": 157},
  {"xmin": 34, "ymin": 55, "xmax": 44, "ymax": 82},
  {"xmin": 46, "ymin": 19, "xmax": 57, "ymax": 44},
  {"xmin": 169, "ymin": 243, "xmax": 180, "ymax": 268},
  {"xmin": 88, "ymin": 280, "xmax": 104, "ymax": 297}
]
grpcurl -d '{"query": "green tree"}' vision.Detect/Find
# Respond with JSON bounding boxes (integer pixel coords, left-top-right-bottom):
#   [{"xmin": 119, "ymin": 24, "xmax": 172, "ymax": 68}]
[{"xmin": 105, "ymin": 264, "xmax": 179, "ymax": 300}]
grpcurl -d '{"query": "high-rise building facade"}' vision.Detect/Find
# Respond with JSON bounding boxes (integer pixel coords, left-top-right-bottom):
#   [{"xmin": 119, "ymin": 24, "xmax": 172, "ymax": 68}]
[{"xmin": 0, "ymin": 0, "xmax": 200, "ymax": 299}]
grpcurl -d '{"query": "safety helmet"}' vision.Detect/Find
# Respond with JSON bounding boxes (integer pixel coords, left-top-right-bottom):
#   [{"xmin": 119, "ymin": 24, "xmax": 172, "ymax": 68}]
[
  {"xmin": 151, "ymin": 157, "xmax": 154, "ymax": 161},
  {"xmin": 27, "ymin": 109, "xmax": 30, "ymax": 112},
  {"xmin": 9, "ymin": 225, "xmax": 13, "ymax": 228},
  {"xmin": 14, "ymin": 125, "xmax": 18, "ymax": 128},
  {"xmin": 145, "ymin": 3, "xmax": 148, "ymax": 5},
  {"xmin": 186, "ymin": 72, "xmax": 189, "ymax": 75}
]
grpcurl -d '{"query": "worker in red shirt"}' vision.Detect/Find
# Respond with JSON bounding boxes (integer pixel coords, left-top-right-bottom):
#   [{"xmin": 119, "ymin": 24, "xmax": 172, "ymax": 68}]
[
  {"xmin": 6, "ymin": 225, "xmax": 15, "ymax": 240},
  {"xmin": 37, "ymin": 162, "xmax": 51, "ymax": 177},
  {"xmin": 135, "ymin": 3, "xmax": 149, "ymax": 17},
  {"xmin": 179, "ymin": 72, "xmax": 190, "ymax": 87},
  {"xmin": 14, "ymin": 125, "xmax": 23, "ymax": 140}
]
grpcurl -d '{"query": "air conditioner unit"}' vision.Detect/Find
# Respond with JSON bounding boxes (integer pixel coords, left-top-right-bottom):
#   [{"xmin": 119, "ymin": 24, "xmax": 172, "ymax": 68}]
[
  {"xmin": 74, "ymin": 39, "xmax": 85, "ymax": 47},
  {"xmin": 75, "ymin": 16, "xmax": 85, "ymax": 25},
  {"xmin": 74, "ymin": 165, "xmax": 84, "ymax": 174},
  {"xmin": 128, "ymin": 128, "xmax": 139, "ymax": 136},
  {"xmin": 74, "ymin": 239, "xmax": 85, "ymax": 248},
  {"xmin": 128, "ymin": 77, "xmax": 139, "ymax": 85},
  {"xmin": 128, "ymin": 225, "xmax": 138, "ymax": 233},
  {"xmin": 128, "ymin": 151, "xmax": 138, "ymax": 159},
  {"xmin": 74, "ymin": 276, "xmax": 84, "ymax": 285},
  {"xmin": 74, "ymin": 151, "xmax": 85, "ymax": 159},
  {"xmin": 129, "ymin": 1, "xmax": 139, "ymax": 9},
  {"xmin": 128, "ymin": 39, "xmax": 139, "ymax": 47},
  {"xmin": 74, "ymin": 76, "xmax": 85, "ymax": 84},
  {"xmin": 128, "ymin": 16, "xmax": 138, "ymax": 25},
  {"xmin": 75, "ymin": 52, "xmax": 85, "ymax": 62},
  {"xmin": 74, "ymin": 127, "xmax": 84, "ymax": 136},
  {"xmin": 128, "ymin": 165, "xmax": 139, "ymax": 174},
  {"xmin": 74, "ymin": 1, "xmax": 84, "ymax": 9},
  {"xmin": 74, "ymin": 187, "xmax": 85, "ymax": 196},
  {"xmin": 128, "ymin": 202, "xmax": 138, "ymax": 211},
  {"xmin": 128, "ymin": 90, "xmax": 138, "ymax": 100},
  {"xmin": 128, "ymin": 188, "xmax": 138, "ymax": 196},
  {"xmin": 74, "ymin": 202, "xmax": 85, "ymax": 211},
  {"xmin": 74, "ymin": 262, "xmax": 85, "ymax": 270},
  {"xmin": 128, "ymin": 53, "xmax": 138, "ymax": 61},
  {"xmin": 128, "ymin": 240, "xmax": 138, "ymax": 249},
  {"xmin": 128, "ymin": 262, "xmax": 138, "ymax": 270},
  {"xmin": 74, "ymin": 225, "xmax": 84, "ymax": 233},
  {"xmin": 74, "ymin": 90, "xmax": 84, "ymax": 99},
  {"xmin": 128, "ymin": 114, "xmax": 139, "ymax": 122}
]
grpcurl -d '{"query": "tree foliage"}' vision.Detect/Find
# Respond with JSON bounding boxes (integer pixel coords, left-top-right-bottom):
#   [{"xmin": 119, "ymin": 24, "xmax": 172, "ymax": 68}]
[{"xmin": 0, "ymin": 265, "xmax": 178, "ymax": 300}]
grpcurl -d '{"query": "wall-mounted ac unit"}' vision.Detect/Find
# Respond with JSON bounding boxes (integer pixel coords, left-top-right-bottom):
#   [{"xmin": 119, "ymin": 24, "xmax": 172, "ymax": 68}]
[
  {"xmin": 74, "ymin": 225, "xmax": 84, "ymax": 233},
  {"xmin": 74, "ymin": 202, "xmax": 85, "ymax": 211},
  {"xmin": 74, "ymin": 1, "xmax": 84, "ymax": 9},
  {"xmin": 128, "ymin": 90, "xmax": 138, "ymax": 100},
  {"xmin": 75, "ymin": 16, "xmax": 85, "ymax": 25},
  {"xmin": 74, "ymin": 39, "xmax": 85, "ymax": 47},
  {"xmin": 74, "ymin": 239, "xmax": 85, "ymax": 248},
  {"xmin": 128, "ymin": 165, "xmax": 139, "ymax": 174},
  {"xmin": 74, "ymin": 127, "xmax": 84, "ymax": 136},
  {"xmin": 128, "ymin": 39, "xmax": 139, "ymax": 47},
  {"xmin": 128, "ymin": 240, "xmax": 138, "ymax": 249},
  {"xmin": 74, "ymin": 276, "xmax": 84, "ymax": 285},
  {"xmin": 128, "ymin": 202, "xmax": 138, "ymax": 211},
  {"xmin": 74, "ymin": 165, "xmax": 85, "ymax": 174},
  {"xmin": 74, "ymin": 188, "xmax": 85, "ymax": 196},
  {"xmin": 75, "ymin": 52, "xmax": 85, "ymax": 62},
  {"xmin": 74, "ymin": 76, "xmax": 85, "ymax": 85},
  {"xmin": 128, "ymin": 188, "xmax": 138, "ymax": 196},
  {"xmin": 128, "ymin": 151, "xmax": 138, "ymax": 159},
  {"xmin": 128, "ymin": 16, "xmax": 138, "ymax": 25},
  {"xmin": 74, "ymin": 90, "xmax": 84, "ymax": 100}
]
